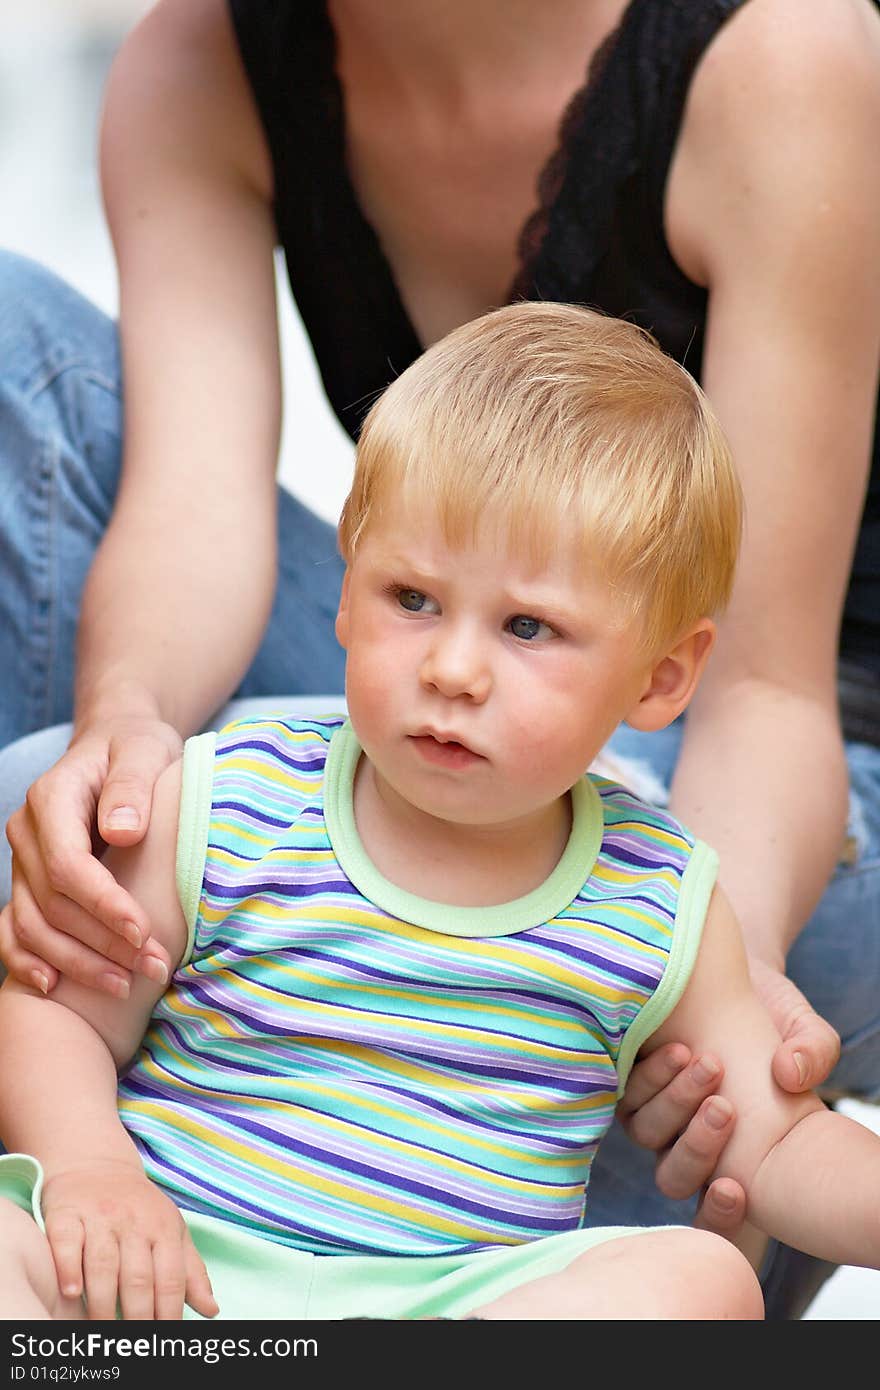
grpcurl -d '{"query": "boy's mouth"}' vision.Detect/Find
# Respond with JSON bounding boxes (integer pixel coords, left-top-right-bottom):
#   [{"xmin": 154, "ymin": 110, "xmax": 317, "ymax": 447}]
[{"xmin": 409, "ymin": 732, "xmax": 485, "ymax": 769}]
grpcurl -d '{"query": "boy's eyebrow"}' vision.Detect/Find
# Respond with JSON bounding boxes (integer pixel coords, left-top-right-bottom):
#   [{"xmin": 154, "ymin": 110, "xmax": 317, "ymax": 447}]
[
  {"xmin": 370, "ymin": 550, "xmax": 594, "ymax": 628},
  {"xmin": 369, "ymin": 553, "xmax": 441, "ymax": 586}
]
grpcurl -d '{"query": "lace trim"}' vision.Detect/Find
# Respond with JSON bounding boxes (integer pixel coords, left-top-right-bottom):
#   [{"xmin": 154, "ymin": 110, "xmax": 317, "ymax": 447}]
[{"xmin": 511, "ymin": 18, "xmax": 632, "ymax": 301}]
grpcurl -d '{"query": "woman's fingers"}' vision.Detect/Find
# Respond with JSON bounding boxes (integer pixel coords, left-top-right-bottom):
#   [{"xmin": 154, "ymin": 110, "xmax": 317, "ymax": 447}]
[
  {"xmin": 8, "ymin": 871, "xmax": 134, "ymax": 996},
  {"xmin": 653, "ymin": 1094, "xmax": 735, "ymax": 1201},
  {"xmin": 694, "ymin": 1177, "xmax": 748, "ymax": 1240},
  {"xmin": 749, "ymin": 956, "xmax": 841, "ymax": 1095},
  {"xmin": 617, "ymin": 1042, "xmax": 692, "ymax": 1117},
  {"xmin": 97, "ymin": 727, "xmax": 181, "ymax": 848},
  {"xmin": 0, "ymin": 903, "xmax": 58, "ymax": 993},
  {"xmin": 621, "ymin": 1048, "xmax": 725, "ymax": 1153},
  {"xmin": 772, "ymin": 1011, "xmax": 841, "ymax": 1095},
  {"xmin": 9, "ymin": 779, "xmax": 150, "ymax": 947}
]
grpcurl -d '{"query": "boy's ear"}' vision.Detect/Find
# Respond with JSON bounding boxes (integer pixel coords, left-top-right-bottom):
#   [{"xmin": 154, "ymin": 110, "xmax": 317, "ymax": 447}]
[
  {"xmin": 624, "ymin": 619, "xmax": 716, "ymax": 733},
  {"xmin": 334, "ymin": 570, "xmax": 351, "ymax": 650}
]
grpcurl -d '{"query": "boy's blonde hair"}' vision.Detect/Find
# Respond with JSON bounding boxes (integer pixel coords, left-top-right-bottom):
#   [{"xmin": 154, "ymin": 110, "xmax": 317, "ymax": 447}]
[{"xmin": 338, "ymin": 302, "xmax": 742, "ymax": 654}]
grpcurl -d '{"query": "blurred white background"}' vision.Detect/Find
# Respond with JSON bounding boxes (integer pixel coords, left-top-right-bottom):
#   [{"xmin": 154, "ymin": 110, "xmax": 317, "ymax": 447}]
[{"xmin": 1, "ymin": 0, "xmax": 878, "ymax": 1321}]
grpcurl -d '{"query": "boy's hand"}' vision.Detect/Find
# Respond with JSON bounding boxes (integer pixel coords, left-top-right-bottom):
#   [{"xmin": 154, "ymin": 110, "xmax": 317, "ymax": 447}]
[
  {"xmin": 3, "ymin": 716, "xmax": 178, "ymax": 996},
  {"xmin": 42, "ymin": 1160, "xmax": 218, "ymax": 1320}
]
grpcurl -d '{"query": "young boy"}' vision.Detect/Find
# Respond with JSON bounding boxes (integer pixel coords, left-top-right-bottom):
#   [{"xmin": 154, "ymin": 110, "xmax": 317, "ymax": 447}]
[{"xmin": 0, "ymin": 303, "xmax": 877, "ymax": 1321}]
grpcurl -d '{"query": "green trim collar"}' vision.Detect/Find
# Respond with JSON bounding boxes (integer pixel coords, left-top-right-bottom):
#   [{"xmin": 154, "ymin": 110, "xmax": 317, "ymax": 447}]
[{"xmin": 323, "ymin": 721, "xmax": 603, "ymax": 938}]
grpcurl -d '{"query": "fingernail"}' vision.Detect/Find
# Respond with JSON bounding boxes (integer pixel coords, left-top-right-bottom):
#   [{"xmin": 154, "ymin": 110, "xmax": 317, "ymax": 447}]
[
  {"xmin": 706, "ymin": 1098, "xmax": 731, "ymax": 1130},
  {"xmin": 692, "ymin": 1057, "xmax": 720, "ymax": 1085},
  {"xmin": 793, "ymin": 1051, "xmax": 808, "ymax": 1087},
  {"xmin": 105, "ymin": 806, "xmax": 139, "ymax": 830},
  {"xmin": 31, "ymin": 971, "xmax": 49, "ymax": 996},
  {"xmin": 712, "ymin": 1187, "xmax": 737, "ymax": 1213},
  {"xmin": 140, "ymin": 956, "xmax": 168, "ymax": 985},
  {"xmin": 102, "ymin": 973, "xmax": 130, "ymax": 999},
  {"xmin": 665, "ymin": 1046, "xmax": 688, "ymax": 1074},
  {"xmin": 120, "ymin": 920, "xmax": 143, "ymax": 949}
]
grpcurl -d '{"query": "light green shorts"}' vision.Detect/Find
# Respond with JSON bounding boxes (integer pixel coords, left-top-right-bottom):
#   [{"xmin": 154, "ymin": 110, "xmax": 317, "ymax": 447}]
[{"xmin": 1, "ymin": 1153, "xmax": 668, "ymax": 1320}]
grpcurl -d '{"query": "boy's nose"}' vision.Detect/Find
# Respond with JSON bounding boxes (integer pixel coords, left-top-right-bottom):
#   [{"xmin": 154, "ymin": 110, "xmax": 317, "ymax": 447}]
[{"xmin": 419, "ymin": 627, "xmax": 491, "ymax": 703}]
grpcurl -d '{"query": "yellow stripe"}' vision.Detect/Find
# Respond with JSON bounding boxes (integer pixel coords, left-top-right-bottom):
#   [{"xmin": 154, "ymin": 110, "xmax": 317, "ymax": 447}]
[{"xmin": 221, "ymin": 757, "xmax": 319, "ymax": 790}]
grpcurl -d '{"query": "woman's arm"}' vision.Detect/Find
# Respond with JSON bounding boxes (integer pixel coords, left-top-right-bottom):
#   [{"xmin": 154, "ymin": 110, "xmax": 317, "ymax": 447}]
[
  {"xmin": 649, "ymin": 887, "xmax": 880, "ymax": 1265},
  {"xmin": 3, "ymin": 0, "xmax": 282, "ymax": 992},
  {"xmin": 665, "ymin": 0, "xmax": 880, "ymax": 1090}
]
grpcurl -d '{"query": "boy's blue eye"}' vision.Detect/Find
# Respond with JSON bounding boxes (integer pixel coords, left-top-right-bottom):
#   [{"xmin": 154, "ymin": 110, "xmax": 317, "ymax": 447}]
[
  {"xmin": 509, "ymin": 615, "xmax": 548, "ymax": 641},
  {"xmin": 397, "ymin": 588, "xmax": 427, "ymax": 612}
]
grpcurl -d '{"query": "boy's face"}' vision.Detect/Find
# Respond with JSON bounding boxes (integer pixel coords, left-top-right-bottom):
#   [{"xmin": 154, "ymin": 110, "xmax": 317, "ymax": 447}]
[{"xmin": 335, "ymin": 501, "xmax": 660, "ymax": 831}]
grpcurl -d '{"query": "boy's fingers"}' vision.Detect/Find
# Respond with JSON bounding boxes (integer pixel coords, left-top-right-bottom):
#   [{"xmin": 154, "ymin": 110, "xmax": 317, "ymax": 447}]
[
  {"xmin": 653, "ymin": 1095, "xmax": 735, "ymax": 1201},
  {"xmin": 82, "ymin": 1231, "xmax": 122, "ymax": 1322},
  {"xmin": 623, "ymin": 1053, "xmax": 725, "ymax": 1153},
  {"xmin": 183, "ymin": 1236, "xmax": 219, "ymax": 1319},
  {"xmin": 45, "ymin": 1213, "xmax": 85, "ymax": 1300},
  {"xmin": 151, "ymin": 1239, "xmax": 189, "ymax": 1321},
  {"xmin": 117, "ymin": 1236, "xmax": 157, "ymax": 1322}
]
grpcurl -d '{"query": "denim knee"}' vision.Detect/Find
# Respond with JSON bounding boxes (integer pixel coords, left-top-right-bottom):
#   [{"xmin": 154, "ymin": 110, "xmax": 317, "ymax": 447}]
[{"xmin": 0, "ymin": 250, "xmax": 118, "ymax": 400}]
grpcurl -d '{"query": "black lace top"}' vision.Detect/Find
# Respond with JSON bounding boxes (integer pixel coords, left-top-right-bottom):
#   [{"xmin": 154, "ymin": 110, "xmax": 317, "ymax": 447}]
[{"xmin": 228, "ymin": 0, "xmax": 880, "ymax": 694}]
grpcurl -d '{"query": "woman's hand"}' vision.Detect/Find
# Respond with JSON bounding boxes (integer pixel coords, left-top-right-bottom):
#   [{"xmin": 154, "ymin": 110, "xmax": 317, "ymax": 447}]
[
  {"xmin": 620, "ymin": 958, "xmax": 841, "ymax": 1244},
  {"xmin": 2, "ymin": 715, "xmax": 179, "ymax": 996},
  {"xmin": 619, "ymin": 1043, "xmax": 747, "ymax": 1239},
  {"xmin": 748, "ymin": 954, "xmax": 841, "ymax": 1095}
]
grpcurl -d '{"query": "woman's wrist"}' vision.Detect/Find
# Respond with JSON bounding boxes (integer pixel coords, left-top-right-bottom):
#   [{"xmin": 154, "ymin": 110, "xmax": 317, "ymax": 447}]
[{"xmin": 73, "ymin": 674, "xmax": 168, "ymax": 738}]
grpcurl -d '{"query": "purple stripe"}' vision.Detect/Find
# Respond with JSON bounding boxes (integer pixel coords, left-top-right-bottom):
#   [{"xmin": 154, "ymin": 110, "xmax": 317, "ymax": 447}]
[
  {"xmin": 211, "ymin": 800, "xmax": 299, "ymax": 829},
  {"xmin": 203, "ymin": 874, "xmax": 359, "ymax": 901},
  {"xmin": 219, "ymin": 735, "xmax": 329, "ymax": 774}
]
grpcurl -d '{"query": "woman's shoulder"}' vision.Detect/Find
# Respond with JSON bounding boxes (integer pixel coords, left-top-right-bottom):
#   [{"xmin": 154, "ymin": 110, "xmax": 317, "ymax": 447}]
[
  {"xmin": 689, "ymin": 0, "xmax": 880, "ymax": 122},
  {"xmin": 667, "ymin": 0, "xmax": 880, "ymax": 286},
  {"xmin": 106, "ymin": 0, "xmax": 273, "ymax": 200}
]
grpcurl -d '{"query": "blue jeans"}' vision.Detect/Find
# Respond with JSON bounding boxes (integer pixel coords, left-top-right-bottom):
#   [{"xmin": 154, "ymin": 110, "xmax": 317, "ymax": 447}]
[
  {"xmin": 2, "ymin": 248, "xmax": 880, "ymax": 1234},
  {"xmin": 0, "ymin": 249, "xmax": 346, "ymax": 752}
]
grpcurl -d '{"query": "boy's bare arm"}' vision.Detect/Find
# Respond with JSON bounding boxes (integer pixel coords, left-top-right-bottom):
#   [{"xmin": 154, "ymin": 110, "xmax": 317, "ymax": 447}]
[
  {"xmin": 646, "ymin": 886, "xmax": 880, "ymax": 1266},
  {"xmin": 0, "ymin": 763, "xmax": 213, "ymax": 1317}
]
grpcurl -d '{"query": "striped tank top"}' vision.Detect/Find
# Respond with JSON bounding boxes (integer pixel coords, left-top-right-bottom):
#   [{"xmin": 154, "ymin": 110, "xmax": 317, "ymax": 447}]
[{"xmin": 116, "ymin": 716, "xmax": 717, "ymax": 1256}]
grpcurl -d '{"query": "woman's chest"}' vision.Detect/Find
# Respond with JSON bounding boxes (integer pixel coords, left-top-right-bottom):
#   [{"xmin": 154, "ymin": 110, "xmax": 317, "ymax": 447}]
[{"xmin": 344, "ymin": 107, "xmax": 560, "ymax": 345}]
